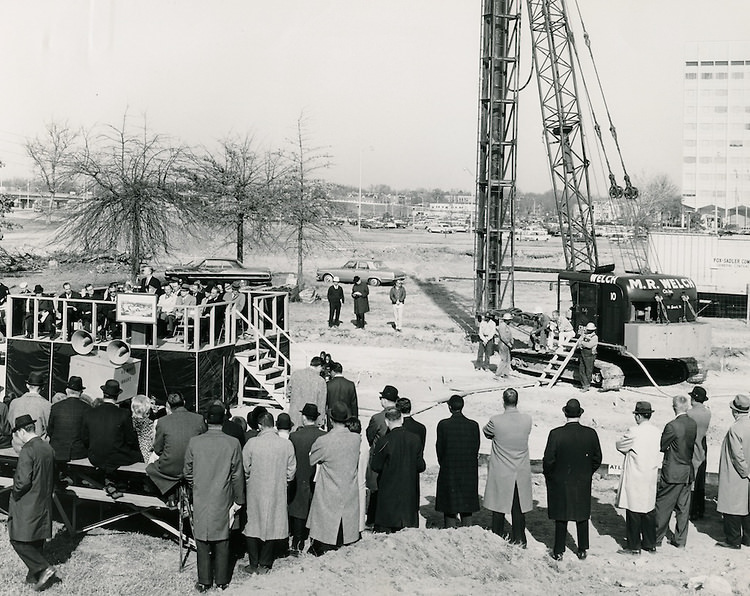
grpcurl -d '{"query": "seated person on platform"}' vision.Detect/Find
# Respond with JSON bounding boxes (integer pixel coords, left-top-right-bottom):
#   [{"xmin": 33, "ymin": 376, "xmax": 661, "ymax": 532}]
[
  {"xmin": 156, "ymin": 285, "xmax": 178, "ymax": 337},
  {"xmin": 77, "ymin": 283, "xmax": 96, "ymax": 332},
  {"xmin": 0, "ymin": 399, "xmax": 11, "ymax": 448},
  {"xmin": 95, "ymin": 283, "xmax": 118, "ymax": 340},
  {"xmin": 146, "ymin": 392, "xmax": 206, "ymax": 497},
  {"xmin": 223, "ymin": 281, "xmax": 247, "ymax": 338},
  {"xmin": 58, "ymin": 282, "xmax": 82, "ymax": 338},
  {"xmin": 24, "ymin": 285, "xmax": 56, "ymax": 338},
  {"xmin": 131, "ymin": 395, "xmax": 157, "ymax": 465},
  {"xmin": 9, "ymin": 371, "xmax": 52, "ymax": 453},
  {"xmin": 81, "ymin": 380, "xmax": 142, "ymax": 478},
  {"xmin": 174, "ymin": 284, "xmax": 197, "ymax": 334},
  {"xmin": 200, "ymin": 286, "xmax": 226, "ymax": 343},
  {"xmin": 48, "ymin": 376, "xmax": 92, "ymax": 482}
]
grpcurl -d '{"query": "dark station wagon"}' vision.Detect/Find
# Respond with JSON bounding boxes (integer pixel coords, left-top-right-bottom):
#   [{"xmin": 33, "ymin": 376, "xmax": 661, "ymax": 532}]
[{"xmin": 165, "ymin": 258, "xmax": 272, "ymax": 287}]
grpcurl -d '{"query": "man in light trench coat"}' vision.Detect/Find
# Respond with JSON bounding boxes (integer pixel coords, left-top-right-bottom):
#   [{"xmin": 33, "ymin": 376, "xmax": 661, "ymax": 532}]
[
  {"xmin": 483, "ymin": 388, "xmax": 533, "ymax": 546},
  {"xmin": 614, "ymin": 401, "xmax": 662, "ymax": 555},
  {"xmin": 242, "ymin": 412, "xmax": 296, "ymax": 573},
  {"xmin": 306, "ymin": 402, "xmax": 361, "ymax": 555},
  {"xmin": 183, "ymin": 403, "xmax": 245, "ymax": 592},
  {"xmin": 715, "ymin": 394, "xmax": 750, "ymax": 549}
]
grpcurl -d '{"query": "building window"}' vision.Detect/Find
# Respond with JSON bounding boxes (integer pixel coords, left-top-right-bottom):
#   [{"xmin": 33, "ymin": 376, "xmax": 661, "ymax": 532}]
[
  {"xmin": 700, "ymin": 61, "xmax": 715, "ymax": 66},
  {"xmin": 731, "ymin": 72, "xmax": 744, "ymax": 79},
  {"xmin": 685, "ymin": 72, "xmax": 697, "ymax": 79},
  {"xmin": 686, "ymin": 61, "xmax": 698, "ymax": 66},
  {"xmin": 715, "ymin": 105, "xmax": 728, "ymax": 113},
  {"xmin": 715, "ymin": 72, "xmax": 728, "ymax": 79},
  {"xmin": 684, "ymin": 156, "xmax": 696, "ymax": 163},
  {"xmin": 700, "ymin": 72, "xmax": 713, "ymax": 79}
]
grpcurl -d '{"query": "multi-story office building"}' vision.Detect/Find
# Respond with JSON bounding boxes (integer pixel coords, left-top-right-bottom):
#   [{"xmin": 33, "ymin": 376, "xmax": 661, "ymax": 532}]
[{"xmin": 682, "ymin": 42, "xmax": 750, "ymax": 213}]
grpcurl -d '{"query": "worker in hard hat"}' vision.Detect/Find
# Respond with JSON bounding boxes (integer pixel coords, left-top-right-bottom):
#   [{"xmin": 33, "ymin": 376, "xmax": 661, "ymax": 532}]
[
  {"xmin": 578, "ymin": 322, "xmax": 598, "ymax": 392},
  {"xmin": 549, "ymin": 310, "xmax": 575, "ymax": 349}
]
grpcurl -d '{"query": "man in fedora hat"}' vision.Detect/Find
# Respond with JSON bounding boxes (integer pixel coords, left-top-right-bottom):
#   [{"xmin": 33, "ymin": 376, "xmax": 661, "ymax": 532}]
[
  {"xmin": 715, "ymin": 394, "xmax": 750, "ymax": 549},
  {"xmin": 326, "ymin": 276, "xmax": 344, "ymax": 327},
  {"xmin": 655, "ymin": 394, "xmax": 697, "ymax": 548},
  {"xmin": 615, "ymin": 401, "xmax": 662, "ymax": 555},
  {"xmin": 287, "ymin": 357, "xmax": 327, "ymax": 428},
  {"xmin": 307, "ymin": 402, "xmax": 361, "ymax": 554},
  {"xmin": 364, "ymin": 385, "xmax": 400, "ymax": 526},
  {"xmin": 48, "ymin": 376, "xmax": 93, "ymax": 483},
  {"xmin": 183, "ymin": 403, "xmax": 244, "ymax": 592},
  {"xmin": 81, "ymin": 379, "xmax": 142, "ymax": 478},
  {"xmin": 23, "ymin": 285, "xmax": 56, "ymax": 338},
  {"xmin": 577, "ymin": 322, "xmax": 598, "ymax": 392},
  {"xmin": 687, "ymin": 386, "xmax": 711, "ymax": 520},
  {"xmin": 51, "ymin": 376, "xmax": 94, "ymax": 407},
  {"xmin": 8, "ymin": 414, "xmax": 58, "ymax": 591},
  {"xmin": 543, "ymin": 398, "xmax": 602, "ymax": 560},
  {"xmin": 9, "ymin": 371, "xmax": 51, "ymax": 453},
  {"xmin": 288, "ymin": 403, "xmax": 326, "ymax": 554},
  {"xmin": 326, "ymin": 361, "xmax": 358, "ymax": 427}
]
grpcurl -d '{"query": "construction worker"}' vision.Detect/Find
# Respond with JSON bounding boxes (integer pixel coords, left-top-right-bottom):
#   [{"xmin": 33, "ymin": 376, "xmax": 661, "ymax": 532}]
[
  {"xmin": 550, "ymin": 310, "xmax": 575, "ymax": 349},
  {"xmin": 578, "ymin": 322, "xmax": 598, "ymax": 392},
  {"xmin": 494, "ymin": 313, "xmax": 514, "ymax": 379}
]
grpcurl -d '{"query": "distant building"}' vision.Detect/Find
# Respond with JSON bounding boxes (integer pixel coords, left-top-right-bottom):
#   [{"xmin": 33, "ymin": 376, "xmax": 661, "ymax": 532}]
[{"xmin": 682, "ymin": 41, "xmax": 750, "ymax": 211}]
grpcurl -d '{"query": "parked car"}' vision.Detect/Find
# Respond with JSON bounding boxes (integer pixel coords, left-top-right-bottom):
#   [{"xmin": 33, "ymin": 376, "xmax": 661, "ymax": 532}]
[
  {"xmin": 316, "ymin": 259, "xmax": 406, "ymax": 286},
  {"xmin": 165, "ymin": 258, "xmax": 272, "ymax": 287},
  {"xmin": 427, "ymin": 223, "xmax": 453, "ymax": 234},
  {"xmin": 451, "ymin": 223, "xmax": 468, "ymax": 233}
]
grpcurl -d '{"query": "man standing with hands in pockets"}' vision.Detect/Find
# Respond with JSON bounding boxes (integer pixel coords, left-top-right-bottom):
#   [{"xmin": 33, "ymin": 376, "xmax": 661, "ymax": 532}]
[{"xmin": 389, "ymin": 277, "xmax": 406, "ymax": 332}]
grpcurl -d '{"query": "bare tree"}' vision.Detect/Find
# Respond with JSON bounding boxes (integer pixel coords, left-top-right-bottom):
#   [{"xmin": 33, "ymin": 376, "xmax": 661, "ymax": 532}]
[
  {"xmin": 25, "ymin": 120, "xmax": 79, "ymax": 224},
  {"xmin": 189, "ymin": 135, "xmax": 281, "ymax": 261},
  {"xmin": 60, "ymin": 116, "xmax": 197, "ymax": 280},
  {"xmin": 629, "ymin": 174, "xmax": 682, "ymax": 233},
  {"xmin": 277, "ymin": 116, "xmax": 341, "ymax": 288}
]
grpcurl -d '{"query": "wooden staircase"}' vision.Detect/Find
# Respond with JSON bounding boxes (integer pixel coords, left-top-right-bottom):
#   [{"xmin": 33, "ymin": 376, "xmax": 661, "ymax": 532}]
[
  {"xmin": 536, "ymin": 336, "xmax": 581, "ymax": 388},
  {"xmin": 236, "ymin": 347, "xmax": 288, "ymax": 408}
]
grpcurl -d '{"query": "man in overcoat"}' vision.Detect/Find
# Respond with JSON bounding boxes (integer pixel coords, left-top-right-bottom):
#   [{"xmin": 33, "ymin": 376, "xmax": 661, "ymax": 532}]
[
  {"xmin": 484, "ymin": 388, "xmax": 533, "ymax": 545},
  {"xmin": 365, "ymin": 385, "xmax": 399, "ymax": 525},
  {"xmin": 435, "ymin": 395, "xmax": 480, "ymax": 528},
  {"xmin": 397, "ymin": 398, "xmax": 426, "ymax": 450},
  {"xmin": 47, "ymin": 378, "xmax": 91, "ymax": 484},
  {"xmin": 370, "ymin": 408, "xmax": 426, "ymax": 532},
  {"xmin": 307, "ymin": 403, "xmax": 361, "ymax": 554},
  {"xmin": 326, "ymin": 276, "xmax": 345, "ymax": 327},
  {"xmin": 183, "ymin": 404, "xmax": 244, "ymax": 592},
  {"xmin": 615, "ymin": 401, "xmax": 662, "ymax": 554},
  {"xmin": 242, "ymin": 412, "xmax": 296, "ymax": 573},
  {"xmin": 715, "ymin": 394, "xmax": 750, "ymax": 549},
  {"xmin": 655, "ymin": 394, "xmax": 697, "ymax": 548},
  {"xmin": 543, "ymin": 398, "xmax": 602, "ymax": 560},
  {"xmin": 8, "ymin": 414, "xmax": 57, "ymax": 591},
  {"xmin": 9, "ymin": 371, "xmax": 51, "ymax": 452},
  {"xmin": 287, "ymin": 357, "xmax": 327, "ymax": 428},
  {"xmin": 288, "ymin": 403, "xmax": 326, "ymax": 553},
  {"xmin": 351, "ymin": 276, "xmax": 370, "ymax": 329},
  {"xmin": 146, "ymin": 392, "xmax": 206, "ymax": 497},
  {"xmin": 494, "ymin": 313, "xmax": 513, "ymax": 378},
  {"xmin": 326, "ymin": 362, "xmax": 358, "ymax": 423},
  {"xmin": 687, "ymin": 386, "xmax": 711, "ymax": 520}
]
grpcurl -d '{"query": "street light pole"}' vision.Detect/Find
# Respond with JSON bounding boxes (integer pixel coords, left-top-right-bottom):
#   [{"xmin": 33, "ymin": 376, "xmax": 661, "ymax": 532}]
[{"xmin": 358, "ymin": 147, "xmax": 362, "ymax": 234}]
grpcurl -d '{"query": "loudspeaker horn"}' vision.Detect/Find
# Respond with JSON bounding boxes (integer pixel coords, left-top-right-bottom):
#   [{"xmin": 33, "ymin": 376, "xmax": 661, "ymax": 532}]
[
  {"xmin": 71, "ymin": 330, "xmax": 95, "ymax": 355},
  {"xmin": 106, "ymin": 340, "xmax": 131, "ymax": 365}
]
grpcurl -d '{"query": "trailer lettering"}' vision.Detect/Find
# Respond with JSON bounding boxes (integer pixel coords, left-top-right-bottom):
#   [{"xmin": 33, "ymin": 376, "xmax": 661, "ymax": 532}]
[
  {"xmin": 626, "ymin": 277, "xmax": 696, "ymax": 291},
  {"xmin": 589, "ymin": 274, "xmax": 619, "ymax": 284}
]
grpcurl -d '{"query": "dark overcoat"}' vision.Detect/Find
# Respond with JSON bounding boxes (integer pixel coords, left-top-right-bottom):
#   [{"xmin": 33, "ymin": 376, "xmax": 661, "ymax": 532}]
[
  {"xmin": 183, "ymin": 427, "xmax": 245, "ymax": 541},
  {"xmin": 543, "ymin": 421, "xmax": 602, "ymax": 521},
  {"xmin": 435, "ymin": 412, "xmax": 480, "ymax": 514},
  {"xmin": 370, "ymin": 426, "xmax": 426, "ymax": 528},
  {"xmin": 48, "ymin": 396, "xmax": 91, "ymax": 461},
  {"xmin": 288, "ymin": 425, "xmax": 327, "ymax": 519},
  {"xmin": 326, "ymin": 376, "xmax": 359, "ymax": 419},
  {"xmin": 403, "ymin": 416, "xmax": 427, "ymax": 450},
  {"xmin": 8, "ymin": 436, "xmax": 55, "ymax": 541},
  {"xmin": 81, "ymin": 401, "xmax": 142, "ymax": 472},
  {"xmin": 146, "ymin": 407, "xmax": 206, "ymax": 494},
  {"xmin": 351, "ymin": 282, "xmax": 370, "ymax": 315},
  {"xmin": 659, "ymin": 413, "xmax": 697, "ymax": 484}
]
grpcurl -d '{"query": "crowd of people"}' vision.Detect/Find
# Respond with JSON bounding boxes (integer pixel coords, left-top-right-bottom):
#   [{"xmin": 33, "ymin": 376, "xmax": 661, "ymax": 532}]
[
  {"xmin": 325, "ymin": 276, "xmax": 406, "ymax": 331},
  {"xmin": 0, "ymin": 268, "xmax": 250, "ymax": 345},
  {"xmin": 3, "ymin": 359, "xmax": 750, "ymax": 591}
]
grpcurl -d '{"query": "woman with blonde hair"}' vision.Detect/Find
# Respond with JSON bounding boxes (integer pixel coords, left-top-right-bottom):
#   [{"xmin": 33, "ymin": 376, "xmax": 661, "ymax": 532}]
[{"xmin": 130, "ymin": 395, "xmax": 156, "ymax": 463}]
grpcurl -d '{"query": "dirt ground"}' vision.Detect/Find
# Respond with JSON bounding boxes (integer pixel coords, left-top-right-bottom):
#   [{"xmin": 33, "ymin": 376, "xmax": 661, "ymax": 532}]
[{"xmin": 2, "ymin": 210, "xmax": 750, "ymax": 595}]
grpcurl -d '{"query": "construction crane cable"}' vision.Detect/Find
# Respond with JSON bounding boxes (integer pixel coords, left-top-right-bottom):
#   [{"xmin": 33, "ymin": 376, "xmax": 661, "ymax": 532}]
[{"xmin": 570, "ymin": 0, "xmax": 638, "ymax": 200}]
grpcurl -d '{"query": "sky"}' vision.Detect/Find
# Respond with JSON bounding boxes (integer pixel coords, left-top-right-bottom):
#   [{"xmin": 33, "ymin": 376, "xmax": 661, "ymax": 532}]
[{"xmin": 0, "ymin": 0, "xmax": 748, "ymax": 195}]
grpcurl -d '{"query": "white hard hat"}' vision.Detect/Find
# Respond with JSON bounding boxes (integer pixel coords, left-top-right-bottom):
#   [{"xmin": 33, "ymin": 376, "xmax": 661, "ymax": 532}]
[
  {"xmin": 585, "ymin": 322, "xmax": 597, "ymax": 331},
  {"xmin": 502, "ymin": 313, "xmax": 513, "ymax": 321},
  {"xmin": 332, "ymin": 276, "xmax": 340, "ymax": 282}
]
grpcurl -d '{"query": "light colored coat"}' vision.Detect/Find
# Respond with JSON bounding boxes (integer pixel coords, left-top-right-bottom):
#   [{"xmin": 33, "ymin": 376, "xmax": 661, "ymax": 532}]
[
  {"xmin": 183, "ymin": 427, "xmax": 245, "ymax": 541},
  {"xmin": 615, "ymin": 420, "xmax": 662, "ymax": 513},
  {"xmin": 9, "ymin": 392, "xmax": 51, "ymax": 452},
  {"xmin": 307, "ymin": 426, "xmax": 361, "ymax": 545},
  {"xmin": 287, "ymin": 367, "xmax": 327, "ymax": 427},
  {"xmin": 483, "ymin": 408, "xmax": 533, "ymax": 514},
  {"xmin": 717, "ymin": 415, "xmax": 750, "ymax": 515},
  {"xmin": 242, "ymin": 428, "xmax": 296, "ymax": 540}
]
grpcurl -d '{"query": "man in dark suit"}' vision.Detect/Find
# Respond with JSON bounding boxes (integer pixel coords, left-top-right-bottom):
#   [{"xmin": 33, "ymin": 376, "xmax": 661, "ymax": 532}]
[
  {"xmin": 365, "ymin": 385, "xmax": 399, "ymax": 526},
  {"xmin": 8, "ymin": 414, "xmax": 58, "ymax": 591},
  {"xmin": 326, "ymin": 362, "xmax": 358, "ymax": 424},
  {"xmin": 687, "ymin": 386, "xmax": 711, "ymax": 520},
  {"xmin": 146, "ymin": 392, "xmax": 206, "ymax": 497},
  {"xmin": 326, "ymin": 277, "xmax": 344, "ymax": 327},
  {"xmin": 396, "ymin": 398, "xmax": 426, "ymax": 450},
  {"xmin": 655, "ymin": 394, "xmax": 697, "ymax": 548},
  {"xmin": 81, "ymin": 379, "xmax": 142, "ymax": 477},
  {"xmin": 58, "ymin": 282, "xmax": 82, "ymax": 339},
  {"xmin": 47, "ymin": 378, "xmax": 92, "ymax": 483},
  {"xmin": 371, "ymin": 407, "xmax": 426, "ymax": 532},
  {"xmin": 288, "ymin": 403, "xmax": 326, "ymax": 553},
  {"xmin": 139, "ymin": 265, "xmax": 162, "ymax": 295},
  {"xmin": 435, "ymin": 395, "xmax": 480, "ymax": 528},
  {"xmin": 543, "ymin": 398, "xmax": 602, "ymax": 561}
]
